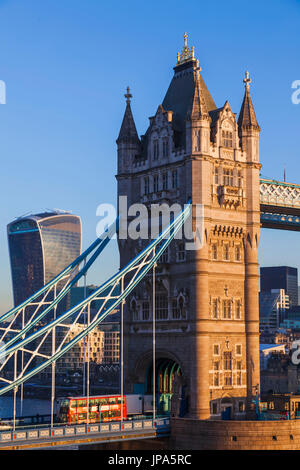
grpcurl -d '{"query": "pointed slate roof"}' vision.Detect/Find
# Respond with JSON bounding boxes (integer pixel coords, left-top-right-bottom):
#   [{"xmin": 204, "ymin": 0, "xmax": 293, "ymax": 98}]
[
  {"xmin": 161, "ymin": 59, "xmax": 216, "ymax": 146},
  {"xmin": 117, "ymin": 91, "xmax": 140, "ymax": 144},
  {"xmin": 186, "ymin": 67, "xmax": 210, "ymax": 121},
  {"xmin": 238, "ymin": 80, "xmax": 260, "ymax": 130}
]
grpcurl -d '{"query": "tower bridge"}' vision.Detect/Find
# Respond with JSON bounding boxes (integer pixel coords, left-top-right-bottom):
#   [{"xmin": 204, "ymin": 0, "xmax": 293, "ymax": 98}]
[{"xmin": 1, "ymin": 34, "xmax": 300, "ymax": 450}]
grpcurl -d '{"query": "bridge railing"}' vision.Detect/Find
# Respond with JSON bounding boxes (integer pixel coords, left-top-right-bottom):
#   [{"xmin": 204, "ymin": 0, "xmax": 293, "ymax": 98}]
[{"xmin": 0, "ymin": 417, "xmax": 170, "ymax": 446}]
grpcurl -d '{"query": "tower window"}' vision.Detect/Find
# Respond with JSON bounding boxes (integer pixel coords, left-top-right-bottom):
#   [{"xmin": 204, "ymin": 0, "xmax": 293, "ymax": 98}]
[
  {"xmin": 213, "ymin": 374, "xmax": 220, "ymax": 387},
  {"xmin": 224, "ymin": 374, "xmax": 232, "ymax": 386},
  {"xmin": 131, "ymin": 299, "xmax": 139, "ymax": 321},
  {"xmin": 144, "ymin": 177, "xmax": 150, "ymax": 195},
  {"xmin": 223, "ymin": 299, "xmax": 232, "ymax": 319},
  {"xmin": 159, "ymin": 245, "xmax": 169, "ymax": 264},
  {"xmin": 153, "ymin": 140, "xmax": 159, "ymax": 160},
  {"xmin": 162, "ymin": 173, "xmax": 168, "ymax": 190},
  {"xmin": 223, "ymin": 168, "xmax": 234, "ymax": 186},
  {"xmin": 223, "ymin": 243, "xmax": 230, "ymax": 261},
  {"xmin": 237, "ymin": 170, "xmax": 243, "ymax": 187},
  {"xmin": 214, "ymin": 166, "xmax": 219, "ymax": 185},
  {"xmin": 222, "ymin": 130, "xmax": 233, "ymax": 148},
  {"xmin": 142, "ymin": 301, "xmax": 150, "ymax": 321},
  {"xmin": 194, "ymin": 130, "xmax": 201, "ymax": 152},
  {"xmin": 177, "ymin": 242, "xmax": 185, "ymax": 262},
  {"xmin": 212, "ymin": 243, "xmax": 218, "ymax": 260},
  {"xmin": 235, "ymin": 245, "xmax": 241, "ymax": 262},
  {"xmin": 223, "ymin": 352, "xmax": 232, "ymax": 371},
  {"xmin": 235, "ymin": 299, "xmax": 242, "ymax": 320},
  {"xmin": 153, "ymin": 175, "xmax": 159, "ymax": 192},
  {"xmin": 212, "ymin": 299, "xmax": 218, "ymax": 319},
  {"xmin": 172, "ymin": 169, "xmax": 178, "ymax": 189},
  {"xmin": 162, "ymin": 138, "xmax": 169, "ymax": 158},
  {"xmin": 172, "ymin": 299, "xmax": 180, "ymax": 319},
  {"xmin": 213, "ymin": 344, "xmax": 220, "ymax": 356},
  {"xmin": 156, "ymin": 293, "xmax": 168, "ymax": 320}
]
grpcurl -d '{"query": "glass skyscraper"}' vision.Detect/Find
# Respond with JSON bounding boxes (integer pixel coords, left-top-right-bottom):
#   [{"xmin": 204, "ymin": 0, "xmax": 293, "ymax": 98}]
[
  {"xmin": 7, "ymin": 211, "xmax": 82, "ymax": 308},
  {"xmin": 260, "ymin": 266, "xmax": 298, "ymax": 307}
]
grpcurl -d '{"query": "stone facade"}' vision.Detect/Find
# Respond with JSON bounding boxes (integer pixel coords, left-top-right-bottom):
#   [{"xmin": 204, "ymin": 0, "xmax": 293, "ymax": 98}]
[
  {"xmin": 116, "ymin": 35, "xmax": 261, "ymax": 420},
  {"xmin": 170, "ymin": 417, "xmax": 300, "ymax": 450}
]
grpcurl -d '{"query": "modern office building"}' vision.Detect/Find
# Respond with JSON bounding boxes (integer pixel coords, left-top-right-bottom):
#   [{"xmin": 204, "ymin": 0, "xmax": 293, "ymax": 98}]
[
  {"xmin": 259, "ymin": 289, "xmax": 290, "ymax": 330},
  {"xmin": 7, "ymin": 211, "xmax": 82, "ymax": 311},
  {"xmin": 260, "ymin": 266, "xmax": 298, "ymax": 307},
  {"xmin": 37, "ymin": 323, "xmax": 105, "ymax": 380}
]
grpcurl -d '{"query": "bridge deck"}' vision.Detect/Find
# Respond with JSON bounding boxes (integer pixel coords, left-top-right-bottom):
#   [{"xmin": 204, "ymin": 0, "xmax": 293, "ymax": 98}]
[{"xmin": 0, "ymin": 418, "xmax": 170, "ymax": 450}]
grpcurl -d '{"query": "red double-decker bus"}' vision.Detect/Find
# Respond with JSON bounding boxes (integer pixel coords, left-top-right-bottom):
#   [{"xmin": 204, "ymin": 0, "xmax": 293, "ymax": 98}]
[{"xmin": 57, "ymin": 395, "xmax": 127, "ymax": 424}]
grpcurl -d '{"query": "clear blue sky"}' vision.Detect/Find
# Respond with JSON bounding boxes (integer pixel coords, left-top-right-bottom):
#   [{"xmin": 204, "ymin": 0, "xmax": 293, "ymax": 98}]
[{"xmin": 0, "ymin": 0, "xmax": 299, "ymax": 313}]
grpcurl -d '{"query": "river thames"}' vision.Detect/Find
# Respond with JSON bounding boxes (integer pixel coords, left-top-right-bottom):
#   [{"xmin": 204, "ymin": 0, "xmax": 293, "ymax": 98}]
[{"xmin": 0, "ymin": 397, "xmax": 56, "ymax": 418}]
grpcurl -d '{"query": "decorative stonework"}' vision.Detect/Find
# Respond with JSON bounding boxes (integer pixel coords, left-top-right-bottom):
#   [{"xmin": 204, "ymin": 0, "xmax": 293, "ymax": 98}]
[
  {"xmin": 217, "ymin": 185, "xmax": 243, "ymax": 208},
  {"xmin": 176, "ymin": 32, "xmax": 195, "ymax": 65}
]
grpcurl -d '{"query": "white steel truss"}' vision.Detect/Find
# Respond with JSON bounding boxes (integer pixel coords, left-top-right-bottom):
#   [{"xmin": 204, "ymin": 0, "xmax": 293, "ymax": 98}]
[{"xmin": 260, "ymin": 179, "xmax": 300, "ymax": 208}]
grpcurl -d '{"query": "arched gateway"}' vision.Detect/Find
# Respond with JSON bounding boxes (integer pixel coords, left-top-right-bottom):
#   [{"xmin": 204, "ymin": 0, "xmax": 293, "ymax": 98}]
[
  {"xmin": 132, "ymin": 351, "xmax": 185, "ymax": 415},
  {"xmin": 117, "ymin": 34, "xmax": 261, "ymax": 420}
]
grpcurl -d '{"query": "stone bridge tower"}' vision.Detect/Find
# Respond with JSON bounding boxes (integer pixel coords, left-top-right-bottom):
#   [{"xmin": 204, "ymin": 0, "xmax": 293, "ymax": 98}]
[{"xmin": 116, "ymin": 34, "xmax": 261, "ymax": 420}]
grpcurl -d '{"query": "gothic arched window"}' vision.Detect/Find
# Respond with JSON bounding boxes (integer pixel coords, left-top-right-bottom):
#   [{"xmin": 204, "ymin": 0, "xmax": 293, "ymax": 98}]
[
  {"xmin": 162, "ymin": 138, "xmax": 169, "ymax": 157},
  {"xmin": 222, "ymin": 130, "xmax": 233, "ymax": 148},
  {"xmin": 153, "ymin": 140, "xmax": 159, "ymax": 160},
  {"xmin": 156, "ymin": 290, "xmax": 168, "ymax": 320}
]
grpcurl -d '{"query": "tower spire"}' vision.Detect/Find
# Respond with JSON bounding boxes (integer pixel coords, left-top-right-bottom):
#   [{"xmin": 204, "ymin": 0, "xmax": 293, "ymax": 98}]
[
  {"xmin": 238, "ymin": 71, "xmax": 260, "ymax": 130},
  {"xmin": 187, "ymin": 66, "xmax": 210, "ymax": 121},
  {"xmin": 117, "ymin": 86, "xmax": 139, "ymax": 144}
]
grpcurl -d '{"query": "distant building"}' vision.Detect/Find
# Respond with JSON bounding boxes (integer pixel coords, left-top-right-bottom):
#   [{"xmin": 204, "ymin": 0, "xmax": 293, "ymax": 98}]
[
  {"xmin": 260, "ymin": 350, "xmax": 300, "ymax": 395},
  {"xmin": 259, "ymin": 289, "xmax": 289, "ymax": 330},
  {"xmin": 37, "ymin": 323, "xmax": 105, "ymax": 380},
  {"xmin": 281, "ymin": 307, "xmax": 300, "ymax": 329},
  {"xmin": 260, "ymin": 344, "xmax": 286, "ymax": 370},
  {"xmin": 100, "ymin": 322, "xmax": 120, "ymax": 364},
  {"xmin": 260, "ymin": 328, "xmax": 292, "ymax": 347},
  {"xmin": 260, "ymin": 266, "xmax": 298, "ymax": 307},
  {"xmin": 7, "ymin": 211, "xmax": 81, "ymax": 314}
]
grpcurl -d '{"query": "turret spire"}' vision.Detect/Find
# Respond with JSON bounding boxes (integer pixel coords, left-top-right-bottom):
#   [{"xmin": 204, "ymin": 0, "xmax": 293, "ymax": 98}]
[
  {"xmin": 117, "ymin": 86, "xmax": 140, "ymax": 144},
  {"xmin": 187, "ymin": 66, "xmax": 210, "ymax": 121},
  {"xmin": 238, "ymin": 71, "xmax": 260, "ymax": 130}
]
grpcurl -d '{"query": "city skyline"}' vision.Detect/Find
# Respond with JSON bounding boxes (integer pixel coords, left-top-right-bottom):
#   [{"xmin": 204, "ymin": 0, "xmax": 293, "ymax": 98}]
[{"xmin": 0, "ymin": 0, "xmax": 300, "ymax": 313}]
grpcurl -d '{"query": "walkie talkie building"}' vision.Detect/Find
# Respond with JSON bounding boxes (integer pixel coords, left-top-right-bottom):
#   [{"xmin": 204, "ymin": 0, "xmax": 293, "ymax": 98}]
[{"xmin": 7, "ymin": 211, "xmax": 81, "ymax": 309}]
